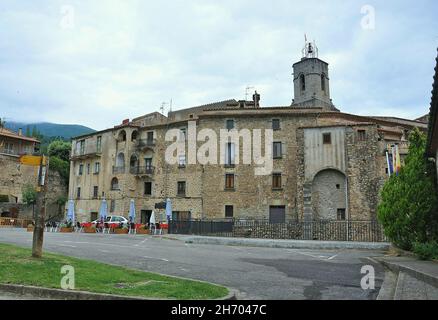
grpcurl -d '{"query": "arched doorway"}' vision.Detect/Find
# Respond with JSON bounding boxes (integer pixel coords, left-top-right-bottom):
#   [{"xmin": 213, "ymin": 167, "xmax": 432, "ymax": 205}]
[{"xmin": 312, "ymin": 169, "xmax": 347, "ymax": 220}]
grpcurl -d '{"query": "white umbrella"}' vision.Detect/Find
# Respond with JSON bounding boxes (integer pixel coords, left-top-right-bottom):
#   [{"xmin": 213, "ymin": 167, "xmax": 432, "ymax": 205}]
[
  {"xmin": 67, "ymin": 200, "xmax": 75, "ymax": 224},
  {"xmin": 99, "ymin": 198, "xmax": 108, "ymax": 222},
  {"xmin": 149, "ymin": 210, "xmax": 156, "ymax": 225},
  {"xmin": 128, "ymin": 199, "xmax": 136, "ymax": 222},
  {"xmin": 165, "ymin": 198, "xmax": 172, "ymax": 221}
]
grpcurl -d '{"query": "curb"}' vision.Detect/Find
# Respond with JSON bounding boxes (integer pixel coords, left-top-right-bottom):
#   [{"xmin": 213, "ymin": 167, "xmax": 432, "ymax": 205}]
[
  {"xmin": 373, "ymin": 258, "xmax": 438, "ymax": 289},
  {"xmin": 182, "ymin": 236, "xmax": 390, "ymax": 251},
  {"xmin": 0, "ymin": 284, "xmax": 237, "ymax": 301}
]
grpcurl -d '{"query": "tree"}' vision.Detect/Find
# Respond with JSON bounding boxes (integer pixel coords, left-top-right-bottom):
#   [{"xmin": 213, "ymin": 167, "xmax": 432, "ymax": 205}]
[
  {"xmin": 47, "ymin": 140, "xmax": 71, "ymax": 162},
  {"xmin": 378, "ymin": 128, "xmax": 438, "ymax": 250},
  {"xmin": 22, "ymin": 184, "xmax": 37, "ymax": 218}
]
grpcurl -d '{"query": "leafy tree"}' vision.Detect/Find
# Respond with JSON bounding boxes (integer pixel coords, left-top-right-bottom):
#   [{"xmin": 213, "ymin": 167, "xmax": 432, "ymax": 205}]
[
  {"xmin": 47, "ymin": 140, "xmax": 71, "ymax": 162},
  {"xmin": 378, "ymin": 128, "xmax": 438, "ymax": 250},
  {"xmin": 49, "ymin": 156, "xmax": 70, "ymax": 183},
  {"xmin": 22, "ymin": 184, "xmax": 37, "ymax": 218}
]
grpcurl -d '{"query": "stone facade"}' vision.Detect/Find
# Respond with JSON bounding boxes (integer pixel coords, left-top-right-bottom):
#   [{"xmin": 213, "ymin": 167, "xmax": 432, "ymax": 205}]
[
  {"xmin": 68, "ymin": 48, "xmax": 428, "ymax": 224},
  {"xmin": 0, "ymin": 128, "xmax": 67, "ymax": 219}
]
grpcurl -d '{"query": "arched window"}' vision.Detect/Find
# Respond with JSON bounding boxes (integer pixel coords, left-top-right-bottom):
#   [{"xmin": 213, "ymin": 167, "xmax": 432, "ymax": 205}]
[
  {"xmin": 116, "ymin": 152, "xmax": 125, "ymax": 168},
  {"xmin": 321, "ymin": 74, "xmax": 325, "ymax": 91},
  {"xmin": 118, "ymin": 130, "xmax": 126, "ymax": 142},
  {"xmin": 131, "ymin": 131, "xmax": 138, "ymax": 142},
  {"xmin": 130, "ymin": 154, "xmax": 139, "ymax": 168},
  {"xmin": 300, "ymin": 74, "xmax": 306, "ymax": 91},
  {"xmin": 111, "ymin": 177, "xmax": 119, "ymax": 190}
]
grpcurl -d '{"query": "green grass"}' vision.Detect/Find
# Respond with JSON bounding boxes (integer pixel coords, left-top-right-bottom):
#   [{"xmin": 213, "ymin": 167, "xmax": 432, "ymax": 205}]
[{"xmin": 0, "ymin": 243, "xmax": 228, "ymax": 299}]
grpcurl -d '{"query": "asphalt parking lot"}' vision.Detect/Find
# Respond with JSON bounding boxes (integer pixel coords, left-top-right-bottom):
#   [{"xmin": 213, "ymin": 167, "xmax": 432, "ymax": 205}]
[{"xmin": 0, "ymin": 229, "xmax": 386, "ymax": 300}]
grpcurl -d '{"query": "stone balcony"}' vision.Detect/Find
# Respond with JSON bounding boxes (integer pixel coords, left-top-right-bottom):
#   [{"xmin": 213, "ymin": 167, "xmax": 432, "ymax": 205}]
[{"xmin": 71, "ymin": 147, "xmax": 102, "ymax": 161}]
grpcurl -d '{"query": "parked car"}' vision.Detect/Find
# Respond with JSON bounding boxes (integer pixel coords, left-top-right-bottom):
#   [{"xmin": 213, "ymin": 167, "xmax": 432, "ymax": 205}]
[{"xmin": 91, "ymin": 216, "xmax": 129, "ymax": 227}]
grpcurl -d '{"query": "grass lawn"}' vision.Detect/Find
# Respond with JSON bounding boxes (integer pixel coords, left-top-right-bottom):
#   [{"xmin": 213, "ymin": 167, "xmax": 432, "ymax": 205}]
[{"xmin": 0, "ymin": 243, "xmax": 228, "ymax": 299}]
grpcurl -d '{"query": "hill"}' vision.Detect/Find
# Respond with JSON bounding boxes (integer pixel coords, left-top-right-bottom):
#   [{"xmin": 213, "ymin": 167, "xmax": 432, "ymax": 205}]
[{"xmin": 5, "ymin": 122, "xmax": 95, "ymax": 140}]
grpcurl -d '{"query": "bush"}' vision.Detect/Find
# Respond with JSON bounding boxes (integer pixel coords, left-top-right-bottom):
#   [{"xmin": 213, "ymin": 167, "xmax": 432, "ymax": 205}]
[
  {"xmin": 413, "ymin": 242, "xmax": 438, "ymax": 260},
  {"xmin": 378, "ymin": 128, "xmax": 438, "ymax": 250}
]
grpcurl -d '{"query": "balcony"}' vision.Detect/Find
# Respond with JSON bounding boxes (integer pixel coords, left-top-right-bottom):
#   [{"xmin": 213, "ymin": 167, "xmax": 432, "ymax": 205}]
[
  {"xmin": 129, "ymin": 166, "xmax": 155, "ymax": 176},
  {"xmin": 112, "ymin": 166, "xmax": 126, "ymax": 174},
  {"xmin": 135, "ymin": 139, "xmax": 156, "ymax": 150},
  {"xmin": 0, "ymin": 148, "xmax": 36, "ymax": 157},
  {"xmin": 71, "ymin": 146, "xmax": 102, "ymax": 160}
]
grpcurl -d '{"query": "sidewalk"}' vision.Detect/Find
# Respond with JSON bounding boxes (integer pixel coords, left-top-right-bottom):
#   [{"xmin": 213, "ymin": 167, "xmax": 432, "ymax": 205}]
[
  {"xmin": 373, "ymin": 255, "xmax": 438, "ymax": 300},
  {"xmin": 162, "ymin": 234, "xmax": 390, "ymax": 250}
]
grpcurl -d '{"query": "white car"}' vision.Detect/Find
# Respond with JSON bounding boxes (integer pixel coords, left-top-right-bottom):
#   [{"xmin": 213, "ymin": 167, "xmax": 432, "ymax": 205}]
[{"xmin": 91, "ymin": 215, "xmax": 129, "ymax": 227}]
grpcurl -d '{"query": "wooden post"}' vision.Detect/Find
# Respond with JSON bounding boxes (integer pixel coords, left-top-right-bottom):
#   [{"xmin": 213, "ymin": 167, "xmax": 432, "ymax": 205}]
[{"xmin": 32, "ymin": 156, "xmax": 48, "ymax": 259}]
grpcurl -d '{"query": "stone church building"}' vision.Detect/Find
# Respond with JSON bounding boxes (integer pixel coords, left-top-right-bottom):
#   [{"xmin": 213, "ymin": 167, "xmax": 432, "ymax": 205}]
[{"xmin": 68, "ymin": 43, "xmax": 427, "ymax": 224}]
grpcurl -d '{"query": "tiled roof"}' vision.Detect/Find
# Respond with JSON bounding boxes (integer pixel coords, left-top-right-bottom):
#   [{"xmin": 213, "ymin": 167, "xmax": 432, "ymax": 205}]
[{"xmin": 0, "ymin": 128, "xmax": 39, "ymax": 143}]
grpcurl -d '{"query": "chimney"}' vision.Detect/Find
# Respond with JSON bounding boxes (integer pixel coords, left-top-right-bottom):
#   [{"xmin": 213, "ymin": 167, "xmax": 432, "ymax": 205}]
[
  {"xmin": 122, "ymin": 119, "xmax": 130, "ymax": 125},
  {"xmin": 18, "ymin": 128, "xmax": 22, "ymax": 136},
  {"xmin": 252, "ymin": 91, "xmax": 261, "ymax": 108}
]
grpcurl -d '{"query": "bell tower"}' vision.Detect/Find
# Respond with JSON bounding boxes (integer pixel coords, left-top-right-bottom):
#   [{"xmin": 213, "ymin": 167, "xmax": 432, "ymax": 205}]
[{"xmin": 292, "ymin": 38, "xmax": 337, "ymax": 111}]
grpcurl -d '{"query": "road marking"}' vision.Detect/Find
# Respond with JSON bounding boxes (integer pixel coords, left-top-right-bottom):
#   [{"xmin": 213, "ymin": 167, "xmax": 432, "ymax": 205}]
[
  {"xmin": 56, "ymin": 244, "xmax": 77, "ymax": 248},
  {"xmin": 134, "ymin": 238, "xmax": 149, "ymax": 247},
  {"xmin": 143, "ymin": 256, "xmax": 169, "ymax": 262},
  {"xmin": 328, "ymin": 254, "xmax": 339, "ymax": 260}
]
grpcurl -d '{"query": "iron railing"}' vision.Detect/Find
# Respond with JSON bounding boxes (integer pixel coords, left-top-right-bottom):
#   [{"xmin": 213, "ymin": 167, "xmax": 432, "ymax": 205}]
[
  {"xmin": 136, "ymin": 139, "xmax": 156, "ymax": 149},
  {"xmin": 112, "ymin": 166, "xmax": 126, "ymax": 174},
  {"xmin": 129, "ymin": 166, "xmax": 155, "ymax": 175},
  {"xmin": 168, "ymin": 219, "xmax": 388, "ymax": 242}
]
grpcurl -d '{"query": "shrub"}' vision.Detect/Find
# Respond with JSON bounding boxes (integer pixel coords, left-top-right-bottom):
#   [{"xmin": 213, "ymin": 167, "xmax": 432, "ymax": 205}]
[
  {"xmin": 413, "ymin": 242, "xmax": 438, "ymax": 260},
  {"xmin": 49, "ymin": 156, "xmax": 69, "ymax": 183},
  {"xmin": 378, "ymin": 128, "xmax": 438, "ymax": 250}
]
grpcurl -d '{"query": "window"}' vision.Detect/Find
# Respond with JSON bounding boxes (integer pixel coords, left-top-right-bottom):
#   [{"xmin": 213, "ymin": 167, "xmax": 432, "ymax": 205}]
[
  {"xmin": 337, "ymin": 209, "xmax": 346, "ymax": 221},
  {"xmin": 300, "ymin": 74, "xmax": 306, "ymax": 91},
  {"xmin": 336, "ymin": 184, "xmax": 340, "ymax": 189},
  {"xmin": 131, "ymin": 131, "xmax": 138, "ymax": 141},
  {"xmin": 147, "ymin": 131, "xmax": 154, "ymax": 144},
  {"xmin": 321, "ymin": 74, "xmax": 325, "ymax": 91},
  {"xmin": 97, "ymin": 136, "xmax": 102, "ymax": 152},
  {"xmin": 272, "ymin": 119, "xmax": 280, "ymax": 130},
  {"xmin": 110, "ymin": 200, "xmax": 115, "ymax": 213},
  {"xmin": 177, "ymin": 181, "xmax": 186, "ymax": 196},
  {"xmin": 93, "ymin": 186, "xmax": 98, "ymax": 199},
  {"xmin": 144, "ymin": 182, "xmax": 152, "ymax": 196},
  {"xmin": 94, "ymin": 162, "xmax": 100, "ymax": 174},
  {"xmin": 119, "ymin": 130, "xmax": 126, "ymax": 142},
  {"xmin": 357, "ymin": 130, "xmax": 366, "ymax": 141},
  {"xmin": 272, "ymin": 173, "xmax": 282, "ymax": 189},
  {"xmin": 225, "ymin": 174, "xmax": 235, "ymax": 190},
  {"xmin": 273, "ymin": 142, "xmax": 282, "ymax": 159},
  {"xmin": 226, "ymin": 119, "xmax": 235, "ymax": 130},
  {"xmin": 225, "ymin": 142, "xmax": 235, "ymax": 166},
  {"xmin": 87, "ymin": 163, "xmax": 90, "ymax": 175},
  {"xmin": 76, "ymin": 187, "xmax": 81, "ymax": 199},
  {"xmin": 145, "ymin": 158, "xmax": 153, "ymax": 169},
  {"xmin": 178, "ymin": 155, "xmax": 186, "ymax": 167},
  {"xmin": 225, "ymin": 205, "xmax": 234, "ymax": 218},
  {"xmin": 111, "ymin": 177, "xmax": 119, "ymax": 190},
  {"xmin": 79, "ymin": 140, "xmax": 85, "ymax": 155},
  {"xmin": 78, "ymin": 164, "xmax": 84, "ymax": 176},
  {"xmin": 323, "ymin": 133, "xmax": 331, "ymax": 144},
  {"xmin": 90, "ymin": 212, "xmax": 98, "ymax": 221}
]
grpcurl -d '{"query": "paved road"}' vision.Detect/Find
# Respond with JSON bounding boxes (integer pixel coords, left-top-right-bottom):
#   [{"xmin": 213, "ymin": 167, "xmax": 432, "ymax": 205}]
[{"xmin": 0, "ymin": 229, "xmax": 386, "ymax": 300}]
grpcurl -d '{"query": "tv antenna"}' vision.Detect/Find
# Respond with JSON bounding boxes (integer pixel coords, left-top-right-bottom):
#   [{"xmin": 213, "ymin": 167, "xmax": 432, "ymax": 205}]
[{"xmin": 245, "ymin": 86, "xmax": 255, "ymax": 100}]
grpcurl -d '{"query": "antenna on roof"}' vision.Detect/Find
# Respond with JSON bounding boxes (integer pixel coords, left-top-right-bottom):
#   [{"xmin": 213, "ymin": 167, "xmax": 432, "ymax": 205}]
[
  {"xmin": 160, "ymin": 102, "xmax": 167, "ymax": 115},
  {"xmin": 245, "ymin": 86, "xmax": 255, "ymax": 100}
]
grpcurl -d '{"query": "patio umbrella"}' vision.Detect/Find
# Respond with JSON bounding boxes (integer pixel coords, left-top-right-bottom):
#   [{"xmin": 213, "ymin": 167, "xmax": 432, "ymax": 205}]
[
  {"xmin": 149, "ymin": 210, "xmax": 156, "ymax": 225},
  {"xmin": 99, "ymin": 198, "xmax": 108, "ymax": 222},
  {"xmin": 165, "ymin": 198, "xmax": 172, "ymax": 221},
  {"xmin": 129, "ymin": 199, "xmax": 136, "ymax": 223},
  {"xmin": 66, "ymin": 200, "xmax": 75, "ymax": 224}
]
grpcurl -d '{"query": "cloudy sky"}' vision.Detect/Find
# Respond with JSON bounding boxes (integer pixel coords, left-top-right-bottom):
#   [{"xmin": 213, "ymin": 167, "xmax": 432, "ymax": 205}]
[{"xmin": 0, "ymin": 0, "xmax": 437, "ymax": 130}]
